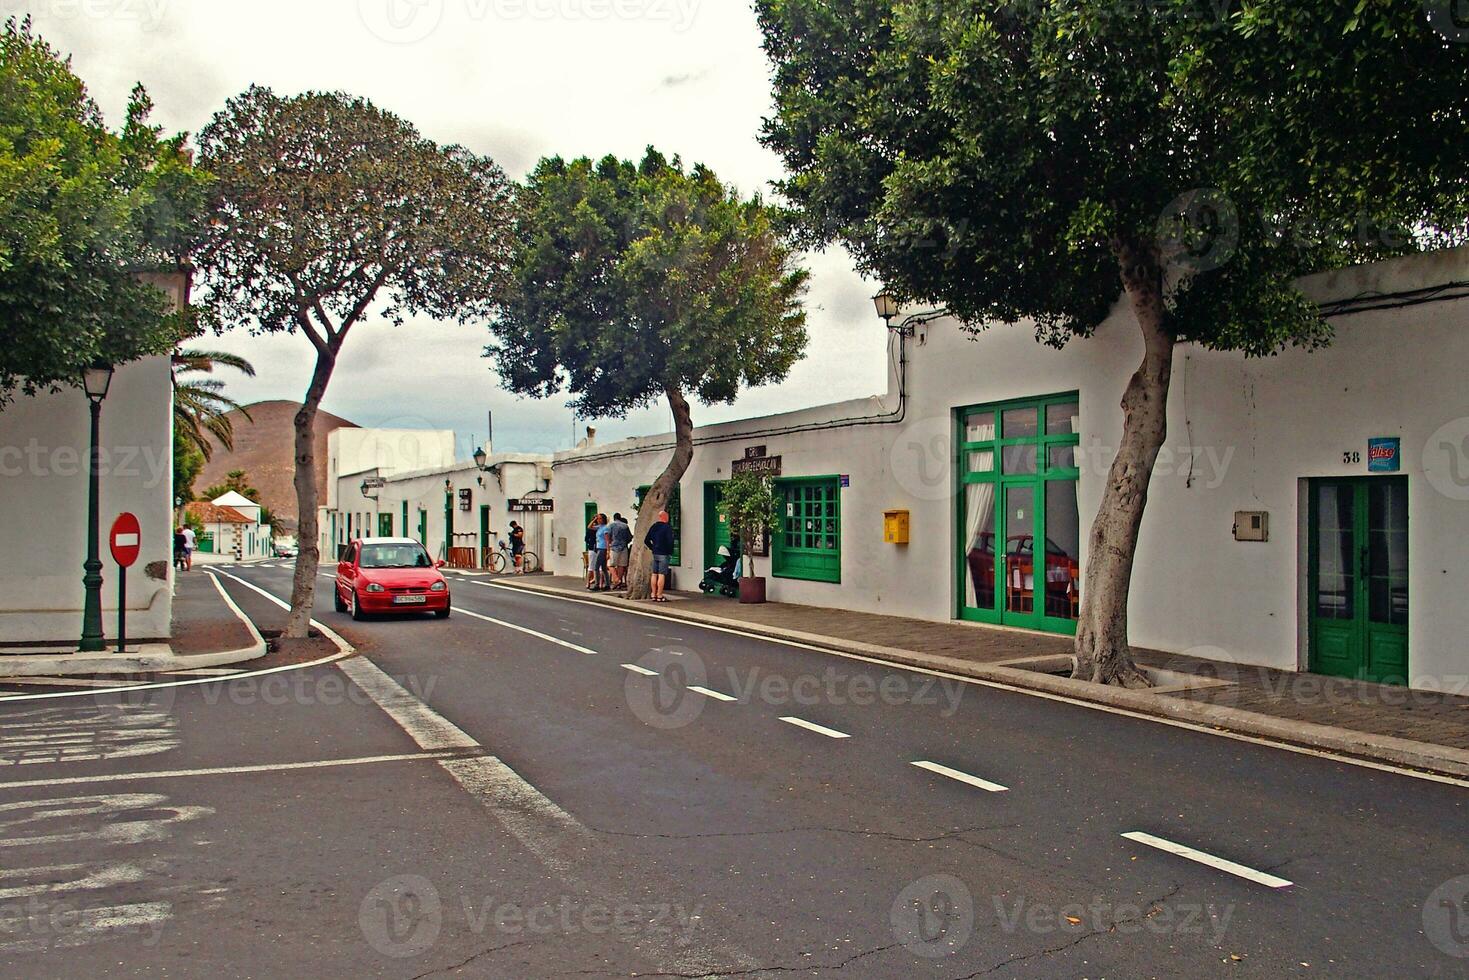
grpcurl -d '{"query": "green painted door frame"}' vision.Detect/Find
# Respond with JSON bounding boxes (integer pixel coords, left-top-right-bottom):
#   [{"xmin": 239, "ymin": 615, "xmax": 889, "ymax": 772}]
[
  {"xmin": 955, "ymin": 393, "xmax": 1082, "ymax": 636},
  {"xmin": 480, "ymin": 506, "xmax": 492, "ymax": 568},
  {"xmin": 418, "ymin": 509, "xmax": 428, "ymax": 546},
  {"xmin": 378, "ymin": 513, "xmax": 394, "ymax": 537},
  {"xmin": 401, "ymin": 502, "xmax": 409, "ymax": 541},
  {"xmin": 704, "ymin": 481, "xmax": 731, "ymax": 571},
  {"xmin": 1308, "ymin": 476, "xmax": 1409, "ymax": 684},
  {"xmin": 771, "ymin": 476, "xmax": 841, "ymax": 584}
]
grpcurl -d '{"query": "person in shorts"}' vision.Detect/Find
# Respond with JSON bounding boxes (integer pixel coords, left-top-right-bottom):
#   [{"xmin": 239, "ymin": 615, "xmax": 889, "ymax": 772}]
[
  {"xmin": 644, "ymin": 510, "xmax": 675, "ymax": 602},
  {"xmin": 509, "ymin": 521, "xmax": 526, "ymax": 573},
  {"xmin": 608, "ymin": 513, "xmax": 633, "ymax": 590},
  {"xmin": 593, "ymin": 513, "xmax": 612, "ymax": 591}
]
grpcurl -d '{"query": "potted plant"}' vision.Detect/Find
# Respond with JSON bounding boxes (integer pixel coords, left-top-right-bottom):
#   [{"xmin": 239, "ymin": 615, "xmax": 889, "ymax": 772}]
[{"xmin": 723, "ymin": 470, "xmax": 781, "ymax": 604}]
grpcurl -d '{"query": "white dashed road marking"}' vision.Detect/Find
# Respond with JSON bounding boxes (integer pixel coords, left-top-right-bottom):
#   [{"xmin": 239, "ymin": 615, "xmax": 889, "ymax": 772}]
[
  {"xmin": 688, "ymin": 686, "xmax": 738, "ymax": 702},
  {"xmin": 622, "ymin": 664, "xmax": 659, "ymax": 677},
  {"xmin": 453, "ymin": 607, "xmax": 598, "ymax": 655},
  {"xmin": 1122, "ymin": 831, "xmax": 1294, "ymax": 889},
  {"xmin": 779, "ymin": 717, "xmax": 851, "ymax": 739},
  {"xmin": 912, "ymin": 761, "xmax": 1009, "ymax": 793}
]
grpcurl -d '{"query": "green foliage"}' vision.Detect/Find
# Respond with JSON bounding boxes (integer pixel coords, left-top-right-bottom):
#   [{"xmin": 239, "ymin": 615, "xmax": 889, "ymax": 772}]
[
  {"xmin": 756, "ymin": 0, "xmax": 1469, "ymax": 352},
  {"xmin": 487, "ymin": 147, "xmax": 810, "ymax": 416},
  {"xmin": 200, "ymin": 468, "xmax": 258, "ymax": 503},
  {"xmin": 0, "ymin": 17, "xmax": 212, "ymax": 406},
  {"xmin": 721, "ymin": 471, "xmax": 781, "ymax": 577},
  {"xmin": 195, "ymin": 86, "xmax": 516, "ymax": 348},
  {"xmin": 173, "ymin": 347, "xmax": 254, "ymax": 462},
  {"xmin": 172, "ymin": 426, "xmax": 205, "ymax": 503}
]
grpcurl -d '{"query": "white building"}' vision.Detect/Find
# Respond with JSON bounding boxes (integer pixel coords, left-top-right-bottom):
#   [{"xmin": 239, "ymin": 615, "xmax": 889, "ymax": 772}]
[
  {"xmin": 187, "ymin": 490, "xmax": 273, "ymax": 560},
  {"xmin": 322, "ymin": 452, "xmax": 553, "ymax": 567},
  {"xmin": 324, "ymin": 427, "xmax": 457, "ymax": 513},
  {"xmin": 545, "ymin": 246, "xmax": 1469, "ymax": 692},
  {"xmin": 0, "ymin": 272, "xmax": 188, "ymax": 646}
]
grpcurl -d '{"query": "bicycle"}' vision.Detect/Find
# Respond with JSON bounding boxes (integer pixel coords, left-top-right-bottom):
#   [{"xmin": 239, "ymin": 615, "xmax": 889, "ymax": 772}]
[{"xmin": 485, "ymin": 540, "xmax": 540, "ymax": 575}]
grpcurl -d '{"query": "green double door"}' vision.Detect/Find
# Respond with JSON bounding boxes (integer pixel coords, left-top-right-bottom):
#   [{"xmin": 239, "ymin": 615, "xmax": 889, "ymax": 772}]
[{"xmin": 1309, "ymin": 477, "xmax": 1409, "ymax": 684}]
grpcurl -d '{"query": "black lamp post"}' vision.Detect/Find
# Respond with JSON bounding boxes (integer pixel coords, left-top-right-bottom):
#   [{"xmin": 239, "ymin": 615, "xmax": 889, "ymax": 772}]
[
  {"xmin": 473, "ymin": 446, "xmax": 488, "ymax": 471},
  {"xmin": 444, "ymin": 479, "xmax": 454, "ymax": 562},
  {"xmin": 873, "ymin": 290, "xmax": 900, "ymax": 327},
  {"xmin": 79, "ymin": 361, "xmax": 114, "ymax": 653}
]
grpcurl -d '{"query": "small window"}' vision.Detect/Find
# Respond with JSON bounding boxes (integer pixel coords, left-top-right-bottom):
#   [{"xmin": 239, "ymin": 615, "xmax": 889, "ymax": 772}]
[{"xmin": 773, "ymin": 478, "xmax": 841, "ymax": 583}]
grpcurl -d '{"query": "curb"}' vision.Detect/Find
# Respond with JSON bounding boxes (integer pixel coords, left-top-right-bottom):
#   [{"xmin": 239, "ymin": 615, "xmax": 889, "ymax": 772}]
[{"xmin": 492, "ymin": 578, "xmax": 1469, "ymax": 781}]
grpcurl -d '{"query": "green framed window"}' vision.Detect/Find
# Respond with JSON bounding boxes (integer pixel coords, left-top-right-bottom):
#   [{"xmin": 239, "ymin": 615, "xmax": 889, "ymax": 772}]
[
  {"xmin": 635, "ymin": 484, "xmax": 682, "ymax": 565},
  {"xmin": 773, "ymin": 476, "xmax": 841, "ymax": 584},
  {"xmin": 956, "ymin": 393, "xmax": 1082, "ymax": 636}
]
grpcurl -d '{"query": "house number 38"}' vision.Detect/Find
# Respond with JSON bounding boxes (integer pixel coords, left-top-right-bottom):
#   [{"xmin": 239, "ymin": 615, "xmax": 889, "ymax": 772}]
[{"xmin": 1343, "ymin": 451, "xmax": 1362, "ymax": 465}]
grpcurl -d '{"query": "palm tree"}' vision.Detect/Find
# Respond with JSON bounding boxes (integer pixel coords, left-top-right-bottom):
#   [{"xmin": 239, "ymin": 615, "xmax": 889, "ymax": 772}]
[{"xmin": 173, "ymin": 349, "xmax": 255, "ymax": 462}]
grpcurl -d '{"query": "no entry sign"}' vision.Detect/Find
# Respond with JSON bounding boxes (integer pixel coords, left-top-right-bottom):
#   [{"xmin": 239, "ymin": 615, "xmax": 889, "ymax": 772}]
[{"xmin": 110, "ymin": 513, "xmax": 142, "ymax": 568}]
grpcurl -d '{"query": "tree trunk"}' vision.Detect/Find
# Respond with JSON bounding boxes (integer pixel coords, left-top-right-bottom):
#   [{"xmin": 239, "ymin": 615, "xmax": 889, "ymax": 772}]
[
  {"xmin": 625, "ymin": 384, "xmax": 695, "ymax": 601},
  {"xmin": 285, "ymin": 350, "xmax": 338, "ymax": 638},
  {"xmin": 1072, "ymin": 243, "xmax": 1176, "ymax": 688}
]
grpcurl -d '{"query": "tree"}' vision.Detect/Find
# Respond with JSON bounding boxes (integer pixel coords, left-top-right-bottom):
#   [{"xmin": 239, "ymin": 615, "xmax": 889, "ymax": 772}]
[
  {"xmin": 488, "ymin": 148, "xmax": 809, "ymax": 599},
  {"xmin": 200, "ymin": 468, "xmax": 255, "ymax": 502},
  {"xmin": 757, "ymin": 0, "xmax": 1469, "ymax": 686},
  {"xmin": 173, "ymin": 348, "xmax": 255, "ymax": 461},
  {"xmin": 0, "ymin": 17, "xmax": 209, "ymax": 407},
  {"xmin": 196, "ymin": 87, "xmax": 516, "ymax": 637},
  {"xmin": 173, "ymin": 428, "xmax": 205, "ymax": 505},
  {"xmin": 721, "ymin": 471, "xmax": 781, "ymax": 580}
]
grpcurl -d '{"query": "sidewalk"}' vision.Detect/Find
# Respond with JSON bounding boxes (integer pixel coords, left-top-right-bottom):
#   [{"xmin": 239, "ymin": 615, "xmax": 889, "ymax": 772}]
[
  {"xmin": 496, "ymin": 575, "xmax": 1469, "ymax": 779},
  {"xmin": 0, "ymin": 571, "xmax": 267, "ymax": 678}
]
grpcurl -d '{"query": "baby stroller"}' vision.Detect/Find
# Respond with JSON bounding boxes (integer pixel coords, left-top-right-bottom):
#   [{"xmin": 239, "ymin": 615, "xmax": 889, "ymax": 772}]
[{"xmin": 698, "ymin": 545, "xmax": 741, "ymax": 598}]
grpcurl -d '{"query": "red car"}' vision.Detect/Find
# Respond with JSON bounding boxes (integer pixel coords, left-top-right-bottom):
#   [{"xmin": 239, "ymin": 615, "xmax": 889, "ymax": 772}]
[{"xmin": 334, "ymin": 538, "xmax": 451, "ymax": 621}]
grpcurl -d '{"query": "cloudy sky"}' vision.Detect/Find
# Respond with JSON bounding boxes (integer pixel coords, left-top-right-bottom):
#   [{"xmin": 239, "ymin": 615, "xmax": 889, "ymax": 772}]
[{"xmin": 14, "ymin": 0, "xmax": 888, "ymax": 455}]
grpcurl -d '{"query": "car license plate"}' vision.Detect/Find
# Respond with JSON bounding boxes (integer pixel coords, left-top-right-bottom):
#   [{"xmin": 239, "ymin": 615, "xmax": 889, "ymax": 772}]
[{"xmin": 393, "ymin": 595, "xmax": 428, "ymax": 605}]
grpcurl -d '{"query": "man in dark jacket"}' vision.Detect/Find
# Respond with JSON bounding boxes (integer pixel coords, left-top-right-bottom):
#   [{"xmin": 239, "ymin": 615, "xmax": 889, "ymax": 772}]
[
  {"xmin": 644, "ymin": 510, "xmax": 675, "ymax": 602},
  {"xmin": 608, "ymin": 514, "xmax": 633, "ymax": 590}
]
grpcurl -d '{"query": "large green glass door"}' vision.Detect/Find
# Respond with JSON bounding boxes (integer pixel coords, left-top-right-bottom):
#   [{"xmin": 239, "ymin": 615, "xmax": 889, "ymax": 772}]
[
  {"xmin": 957, "ymin": 395, "xmax": 1082, "ymax": 635},
  {"xmin": 704, "ymin": 482, "xmax": 731, "ymax": 570},
  {"xmin": 1309, "ymin": 477, "xmax": 1409, "ymax": 684}
]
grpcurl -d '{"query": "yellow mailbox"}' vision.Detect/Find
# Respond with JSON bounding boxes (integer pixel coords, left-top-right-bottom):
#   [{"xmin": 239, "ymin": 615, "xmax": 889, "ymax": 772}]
[{"xmin": 883, "ymin": 509, "xmax": 911, "ymax": 545}]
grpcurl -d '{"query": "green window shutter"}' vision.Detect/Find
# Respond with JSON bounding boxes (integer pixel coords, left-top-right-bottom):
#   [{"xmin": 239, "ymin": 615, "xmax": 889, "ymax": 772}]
[{"xmin": 772, "ymin": 477, "xmax": 841, "ymax": 583}]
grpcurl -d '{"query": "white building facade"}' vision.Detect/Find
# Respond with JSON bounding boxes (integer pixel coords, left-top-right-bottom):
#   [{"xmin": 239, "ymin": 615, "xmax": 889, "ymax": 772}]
[
  {"xmin": 545, "ymin": 247, "xmax": 1469, "ymax": 691},
  {"xmin": 322, "ymin": 451, "xmax": 553, "ymax": 568},
  {"xmin": 189, "ymin": 490, "xmax": 273, "ymax": 559},
  {"xmin": 0, "ymin": 274, "xmax": 188, "ymax": 646}
]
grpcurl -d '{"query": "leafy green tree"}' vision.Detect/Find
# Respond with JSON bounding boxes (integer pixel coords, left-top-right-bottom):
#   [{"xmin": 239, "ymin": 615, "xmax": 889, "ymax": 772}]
[
  {"xmin": 757, "ymin": 0, "xmax": 1469, "ymax": 685},
  {"xmin": 172, "ymin": 428, "xmax": 205, "ymax": 504},
  {"xmin": 173, "ymin": 348, "xmax": 255, "ymax": 461},
  {"xmin": 0, "ymin": 17, "xmax": 209, "ymax": 406},
  {"xmin": 488, "ymin": 148, "xmax": 809, "ymax": 599},
  {"xmin": 721, "ymin": 472, "xmax": 781, "ymax": 581},
  {"xmin": 196, "ymin": 87, "xmax": 516, "ymax": 637}
]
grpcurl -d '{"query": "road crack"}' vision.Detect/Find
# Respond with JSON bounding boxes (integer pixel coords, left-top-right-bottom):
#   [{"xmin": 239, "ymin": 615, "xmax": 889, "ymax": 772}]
[{"xmin": 407, "ymin": 938, "xmax": 537, "ymax": 979}]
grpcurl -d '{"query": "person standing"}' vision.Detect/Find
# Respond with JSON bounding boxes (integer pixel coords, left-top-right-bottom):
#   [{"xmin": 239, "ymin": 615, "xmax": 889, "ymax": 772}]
[
  {"xmin": 585, "ymin": 515, "xmax": 600, "ymax": 589},
  {"xmin": 593, "ymin": 513, "xmax": 612, "ymax": 591},
  {"xmin": 645, "ymin": 510, "xmax": 675, "ymax": 603},
  {"xmin": 181, "ymin": 523, "xmax": 197, "ymax": 571},
  {"xmin": 508, "ymin": 520, "xmax": 526, "ymax": 574},
  {"xmin": 608, "ymin": 513, "xmax": 633, "ymax": 590}
]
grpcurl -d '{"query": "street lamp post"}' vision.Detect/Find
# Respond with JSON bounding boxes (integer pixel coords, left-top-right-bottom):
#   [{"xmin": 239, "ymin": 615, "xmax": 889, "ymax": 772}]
[{"xmin": 79, "ymin": 362, "xmax": 114, "ymax": 653}]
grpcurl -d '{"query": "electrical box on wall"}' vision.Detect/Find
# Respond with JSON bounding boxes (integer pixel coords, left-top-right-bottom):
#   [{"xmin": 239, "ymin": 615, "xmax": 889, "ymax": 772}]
[
  {"xmin": 557, "ymin": 537, "xmax": 568, "ymax": 556},
  {"xmin": 1234, "ymin": 511, "xmax": 1269, "ymax": 542},
  {"xmin": 884, "ymin": 510, "xmax": 911, "ymax": 545}
]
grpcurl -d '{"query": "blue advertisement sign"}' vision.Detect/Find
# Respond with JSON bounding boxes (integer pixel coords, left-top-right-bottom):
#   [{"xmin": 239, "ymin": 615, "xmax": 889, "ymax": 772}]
[{"xmin": 1368, "ymin": 437, "xmax": 1401, "ymax": 473}]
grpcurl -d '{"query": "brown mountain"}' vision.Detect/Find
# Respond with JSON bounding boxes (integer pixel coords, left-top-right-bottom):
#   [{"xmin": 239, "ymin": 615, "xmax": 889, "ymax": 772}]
[{"xmin": 196, "ymin": 401, "xmax": 358, "ymax": 533}]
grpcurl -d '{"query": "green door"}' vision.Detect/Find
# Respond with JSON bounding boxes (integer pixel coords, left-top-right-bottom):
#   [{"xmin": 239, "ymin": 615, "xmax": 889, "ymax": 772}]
[
  {"xmin": 479, "ymin": 506, "xmax": 492, "ymax": 567},
  {"xmin": 704, "ymin": 482, "xmax": 731, "ymax": 570},
  {"xmin": 378, "ymin": 513, "xmax": 394, "ymax": 537},
  {"xmin": 418, "ymin": 509, "xmax": 428, "ymax": 546},
  {"xmin": 957, "ymin": 396, "xmax": 1082, "ymax": 635},
  {"xmin": 1309, "ymin": 477, "xmax": 1409, "ymax": 684}
]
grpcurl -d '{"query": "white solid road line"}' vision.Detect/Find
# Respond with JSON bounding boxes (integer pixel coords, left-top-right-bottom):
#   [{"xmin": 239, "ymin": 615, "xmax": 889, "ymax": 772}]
[
  {"xmin": 779, "ymin": 717, "xmax": 851, "ymax": 739},
  {"xmin": 480, "ymin": 582, "xmax": 1469, "ymax": 791},
  {"xmin": 0, "ymin": 677, "xmax": 148, "ymax": 689},
  {"xmin": 1122, "ymin": 831, "xmax": 1294, "ymax": 889},
  {"xmin": 622, "ymin": 663, "xmax": 659, "ymax": 677},
  {"xmin": 912, "ymin": 760, "xmax": 1009, "ymax": 793},
  {"xmin": 213, "ymin": 570, "xmax": 354, "ymax": 653},
  {"xmin": 0, "ymin": 753, "xmax": 454, "ymax": 791},
  {"xmin": 453, "ymin": 606, "xmax": 598, "ymax": 655},
  {"xmin": 688, "ymin": 685, "xmax": 738, "ymax": 702}
]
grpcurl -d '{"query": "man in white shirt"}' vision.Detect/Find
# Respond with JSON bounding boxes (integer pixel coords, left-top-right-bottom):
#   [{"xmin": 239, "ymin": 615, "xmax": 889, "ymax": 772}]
[{"xmin": 181, "ymin": 525, "xmax": 197, "ymax": 571}]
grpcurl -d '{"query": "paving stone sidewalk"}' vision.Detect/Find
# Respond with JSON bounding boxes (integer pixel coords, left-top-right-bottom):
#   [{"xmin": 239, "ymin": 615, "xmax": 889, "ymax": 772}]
[{"xmin": 522, "ymin": 575, "xmax": 1469, "ymax": 752}]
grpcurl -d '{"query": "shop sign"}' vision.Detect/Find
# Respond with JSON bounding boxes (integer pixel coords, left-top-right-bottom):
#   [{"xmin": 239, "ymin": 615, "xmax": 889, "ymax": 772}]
[
  {"xmin": 1368, "ymin": 437, "xmax": 1402, "ymax": 473},
  {"xmin": 733, "ymin": 455, "xmax": 783, "ymax": 477},
  {"xmin": 509, "ymin": 498, "xmax": 555, "ymax": 513}
]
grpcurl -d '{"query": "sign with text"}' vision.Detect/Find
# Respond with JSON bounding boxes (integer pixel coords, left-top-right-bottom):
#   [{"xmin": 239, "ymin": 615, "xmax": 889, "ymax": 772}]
[
  {"xmin": 732, "ymin": 455, "xmax": 783, "ymax": 477},
  {"xmin": 744, "ymin": 446, "xmax": 768, "ymax": 460},
  {"xmin": 509, "ymin": 499, "xmax": 555, "ymax": 513},
  {"xmin": 361, "ymin": 476, "xmax": 388, "ymax": 489},
  {"xmin": 1368, "ymin": 437, "xmax": 1402, "ymax": 473}
]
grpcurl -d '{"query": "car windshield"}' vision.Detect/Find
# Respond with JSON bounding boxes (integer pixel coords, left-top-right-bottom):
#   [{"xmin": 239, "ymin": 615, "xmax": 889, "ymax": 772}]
[{"xmin": 359, "ymin": 544, "xmax": 433, "ymax": 569}]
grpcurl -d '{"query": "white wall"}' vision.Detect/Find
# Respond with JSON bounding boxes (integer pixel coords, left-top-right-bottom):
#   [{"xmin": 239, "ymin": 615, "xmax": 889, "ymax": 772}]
[
  {"xmin": 325, "ymin": 428, "xmax": 457, "ymax": 509},
  {"xmin": 546, "ymin": 247, "xmax": 1469, "ymax": 689},
  {"xmin": 0, "ymin": 354, "xmax": 175, "ymax": 644}
]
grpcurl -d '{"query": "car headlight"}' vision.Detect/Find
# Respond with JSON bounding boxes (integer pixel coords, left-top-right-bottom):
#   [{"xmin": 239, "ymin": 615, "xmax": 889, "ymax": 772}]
[
  {"xmin": 365, "ymin": 583, "xmax": 386, "ymax": 593},
  {"xmin": 431, "ymin": 581, "xmax": 447, "ymax": 592}
]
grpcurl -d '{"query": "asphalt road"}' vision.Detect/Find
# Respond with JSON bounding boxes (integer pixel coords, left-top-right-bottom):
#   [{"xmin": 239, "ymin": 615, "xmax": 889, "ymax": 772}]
[{"xmin": 2, "ymin": 562, "xmax": 1467, "ymax": 979}]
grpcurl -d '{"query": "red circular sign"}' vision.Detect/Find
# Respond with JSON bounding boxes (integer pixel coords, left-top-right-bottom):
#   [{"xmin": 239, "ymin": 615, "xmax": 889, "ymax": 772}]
[{"xmin": 110, "ymin": 513, "xmax": 142, "ymax": 568}]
